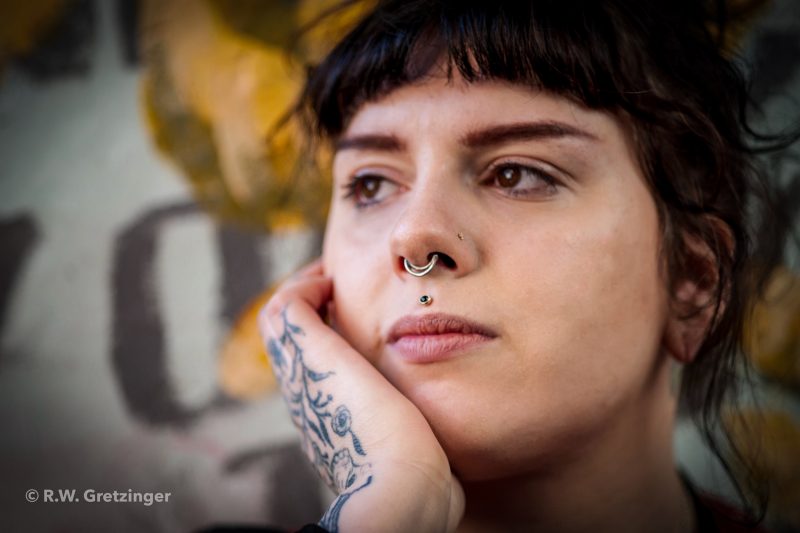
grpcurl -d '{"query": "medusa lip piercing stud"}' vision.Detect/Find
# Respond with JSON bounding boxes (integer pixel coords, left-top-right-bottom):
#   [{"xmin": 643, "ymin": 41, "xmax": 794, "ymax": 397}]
[
  {"xmin": 457, "ymin": 232, "xmax": 464, "ymax": 240},
  {"xmin": 419, "ymin": 295, "xmax": 433, "ymax": 306},
  {"xmin": 403, "ymin": 254, "xmax": 439, "ymax": 277}
]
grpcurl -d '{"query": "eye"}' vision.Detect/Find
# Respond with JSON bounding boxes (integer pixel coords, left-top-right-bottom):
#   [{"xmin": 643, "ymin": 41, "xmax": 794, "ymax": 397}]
[
  {"xmin": 484, "ymin": 163, "xmax": 560, "ymax": 198},
  {"xmin": 341, "ymin": 174, "xmax": 400, "ymax": 208}
]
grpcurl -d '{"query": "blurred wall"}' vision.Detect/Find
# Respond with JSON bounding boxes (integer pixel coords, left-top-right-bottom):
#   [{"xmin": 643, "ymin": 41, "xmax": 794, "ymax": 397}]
[{"xmin": 0, "ymin": 1, "xmax": 326, "ymax": 531}]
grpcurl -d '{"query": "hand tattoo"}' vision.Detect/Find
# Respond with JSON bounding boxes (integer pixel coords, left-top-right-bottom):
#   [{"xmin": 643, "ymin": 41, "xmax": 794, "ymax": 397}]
[{"xmin": 268, "ymin": 306, "xmax": 373, "ymax": 532}]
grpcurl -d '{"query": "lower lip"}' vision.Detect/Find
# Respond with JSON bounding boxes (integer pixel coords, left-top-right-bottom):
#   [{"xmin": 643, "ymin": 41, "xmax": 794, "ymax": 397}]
[{"xmin": 390, "ymin": 333, "xmax": 494, "ymax": 363}]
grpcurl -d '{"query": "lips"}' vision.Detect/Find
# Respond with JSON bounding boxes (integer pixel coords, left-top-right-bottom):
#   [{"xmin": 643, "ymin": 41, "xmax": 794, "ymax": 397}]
[{"xmin": 387, "ymin": 313, "xmax": 498, "ymax": 363}]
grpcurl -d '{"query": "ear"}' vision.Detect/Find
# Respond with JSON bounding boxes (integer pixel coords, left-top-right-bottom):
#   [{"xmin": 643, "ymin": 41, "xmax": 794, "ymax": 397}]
[
  {"xmin": 663, "ymin": 278, "xmax": 717, "ymax": 363},
  {"xmin": 663, "ymin": 221, "xmax": 733, "ymax": 364}
]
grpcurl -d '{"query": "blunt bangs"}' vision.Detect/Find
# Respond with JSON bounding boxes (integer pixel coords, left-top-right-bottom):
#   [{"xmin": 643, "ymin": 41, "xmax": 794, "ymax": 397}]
[{"xmin": 302, "ymin": 0, "xmax": 716, "ymax": 140}]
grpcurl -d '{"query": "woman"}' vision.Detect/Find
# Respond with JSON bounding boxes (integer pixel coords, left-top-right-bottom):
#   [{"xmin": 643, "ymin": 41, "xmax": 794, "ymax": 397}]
[{"xmin": 258, "ymin": 1, "xmax": 796, "ymax": 531}]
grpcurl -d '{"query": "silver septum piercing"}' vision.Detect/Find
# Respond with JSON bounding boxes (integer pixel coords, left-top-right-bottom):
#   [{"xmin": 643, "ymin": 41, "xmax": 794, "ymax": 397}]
[
  {"xmin": 419, "ymin": 295, "xmax": 433, "ymax": 306},
  {"xmin": 403, "ymin": 254, "xmax": 439, "ymax": 277}
]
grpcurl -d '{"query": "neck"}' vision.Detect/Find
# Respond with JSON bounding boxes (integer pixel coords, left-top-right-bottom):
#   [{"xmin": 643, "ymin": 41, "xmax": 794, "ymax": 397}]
[{"xmin": 457, "ymin": 362, "xmax": 694, "ymax": 533}]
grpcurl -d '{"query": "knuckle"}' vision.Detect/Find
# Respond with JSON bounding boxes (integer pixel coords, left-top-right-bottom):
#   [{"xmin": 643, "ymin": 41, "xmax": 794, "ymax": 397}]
[{"xmin": 261, "ymin": 293, "xmax": 289, "ymax": 324}]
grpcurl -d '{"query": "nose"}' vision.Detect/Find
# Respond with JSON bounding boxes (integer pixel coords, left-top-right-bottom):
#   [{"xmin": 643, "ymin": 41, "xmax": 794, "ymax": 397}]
[{"xmin": 389, "ymin": 184, "xmax": 480, "ymax": 280}]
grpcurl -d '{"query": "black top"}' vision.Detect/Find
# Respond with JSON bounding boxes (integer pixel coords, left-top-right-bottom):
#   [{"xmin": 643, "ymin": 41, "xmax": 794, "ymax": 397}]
[{"xmin": 198, "ymin": 482, "xmax": 766, "ymax": 533}]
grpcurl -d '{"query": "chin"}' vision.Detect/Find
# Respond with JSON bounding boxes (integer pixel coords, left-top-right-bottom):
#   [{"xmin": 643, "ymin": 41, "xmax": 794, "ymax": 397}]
[
  {"xmin": 395, "ymin": 378, "xmax": 532, "ymax": 481},
  {"xmin": 401, "ymin": 374, "xmax": 607, "ymax": 483},
  {"xmin": 431, "ymin": 416, "xmax": 532, "ymax": 481}
]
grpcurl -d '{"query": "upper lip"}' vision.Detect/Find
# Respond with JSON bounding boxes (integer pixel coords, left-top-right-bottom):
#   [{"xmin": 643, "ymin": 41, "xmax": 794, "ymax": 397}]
[{"xmin": 387, "ymin": 313, "xmax": 498, "ymax": 343}]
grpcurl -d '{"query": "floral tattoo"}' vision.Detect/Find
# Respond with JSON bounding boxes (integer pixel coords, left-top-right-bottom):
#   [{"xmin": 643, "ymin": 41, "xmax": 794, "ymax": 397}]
[{"xmin": 267, "ymin": 306, "xmax": 372, "ymax": 532}]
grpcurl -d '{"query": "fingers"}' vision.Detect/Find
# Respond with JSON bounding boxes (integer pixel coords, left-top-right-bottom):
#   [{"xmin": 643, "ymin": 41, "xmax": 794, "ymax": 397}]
[
  {"xmin": 264, "ymin": 272, "xmax": 333, "ymax": 320},
  {"xmin": 262, "ymin": 258, "xmax": 331, "ymax": 321},
  {"xmin": 291, "ymin": 257, "xmax": 324, "ymax": 279},
  {"xmin": 257, "ymin": 261, "xmax": 374, "ymax": 382},
  {"xmin": 259, "ymin": 290, "xmax": 382, "ymax": 402}
]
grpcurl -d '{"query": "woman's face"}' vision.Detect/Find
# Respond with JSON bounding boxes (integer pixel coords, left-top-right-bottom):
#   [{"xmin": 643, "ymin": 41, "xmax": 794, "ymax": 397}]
[{"xmin": 323, "ymin": 75, "xmax": 671, "ymax": 479}]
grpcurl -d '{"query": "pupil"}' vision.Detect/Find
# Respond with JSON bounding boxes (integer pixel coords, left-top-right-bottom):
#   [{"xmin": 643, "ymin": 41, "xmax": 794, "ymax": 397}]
[
  {"xmin": 361, "ymin": 177, "xmax": 380, "ymax": 198},
  {"xmin": 500, "ymin": 168, "xmax": 520, "ymax": 187}
]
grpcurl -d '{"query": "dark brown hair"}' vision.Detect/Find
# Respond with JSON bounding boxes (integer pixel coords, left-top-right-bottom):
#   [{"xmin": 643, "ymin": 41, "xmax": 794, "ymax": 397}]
[{"xmin": 294, "ymin": 0, "xmax": 798, "ymax": 521}]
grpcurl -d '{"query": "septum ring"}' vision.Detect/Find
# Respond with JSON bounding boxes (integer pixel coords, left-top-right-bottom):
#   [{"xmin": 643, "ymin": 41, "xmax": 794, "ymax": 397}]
[{"xmin": 403, "ymin": 254, "xmax": 439, "ymax": 277}]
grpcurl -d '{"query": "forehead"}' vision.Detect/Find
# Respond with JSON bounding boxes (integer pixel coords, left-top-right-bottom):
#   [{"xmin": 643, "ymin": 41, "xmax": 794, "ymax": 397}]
[
  {"xmin": 338, "ymin": 75, "xmax": 627, "ymax": 157},
  {"xmin": 343, "ymin": 75, "xmax": 612, "ymax": 140}
]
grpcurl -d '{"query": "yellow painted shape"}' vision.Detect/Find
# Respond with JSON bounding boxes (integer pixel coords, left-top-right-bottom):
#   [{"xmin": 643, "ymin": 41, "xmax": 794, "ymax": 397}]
[
  {"xmin": 219, "ymin": 287, "xmax": 277, "ymax": 399},
  {"xmin": 726, "ymin": 409, "xmax": 800, "ymax": 527},
  {"xmin": 296, "ymin": 0, "xmax": 376, "ymax": 62},
  {"xmin": 0, "ymin": 0, "xmax": 65, "ymax": 66},
  {"xmin": 139, "ymin": 0, "xmax": 328, "ymax": 230},
  {"xmin": 744, "ymin": 266, "xmax": 800, "ymax": 387}
]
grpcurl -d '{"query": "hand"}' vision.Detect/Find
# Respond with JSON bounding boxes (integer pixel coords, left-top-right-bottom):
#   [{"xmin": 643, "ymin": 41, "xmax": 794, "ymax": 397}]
[{"xmin": 258, "ymin": 259, "xmax": 464, "ymax": 533}]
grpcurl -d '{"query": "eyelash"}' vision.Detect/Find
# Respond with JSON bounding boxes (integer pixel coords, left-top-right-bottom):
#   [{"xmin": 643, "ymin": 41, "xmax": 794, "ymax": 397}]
[{"xmin": 341, "ymin": 162, "xmax": 561, "ymax": 208}]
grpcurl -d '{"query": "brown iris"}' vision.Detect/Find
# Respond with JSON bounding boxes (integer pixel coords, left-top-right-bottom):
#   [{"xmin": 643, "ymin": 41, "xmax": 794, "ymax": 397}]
[
  {"xmin": 497, "ymin": 167, "xmax": 522, "ymax": 188},
  {"xmin": 357, "ymin": 176, "xmax": 382, "ymax": 199}
]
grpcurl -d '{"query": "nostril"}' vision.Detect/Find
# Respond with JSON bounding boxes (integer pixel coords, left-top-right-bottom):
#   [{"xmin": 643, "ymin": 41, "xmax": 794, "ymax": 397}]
[{"xmin": 434, "ymin": 252, "xmax": 456, "ymax": 269}]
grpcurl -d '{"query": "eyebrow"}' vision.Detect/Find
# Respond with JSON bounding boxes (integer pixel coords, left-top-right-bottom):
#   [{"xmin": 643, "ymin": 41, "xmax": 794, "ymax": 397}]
[
  {"xmin": 333, "ymin": 120, "xmax": 597, "ymax": 154},
  {"xmin": 334, "ymin": 134, "xmax": 406, "ymax": 153},
  {"xmin": 460, "ymin": 121, "xmax": 598, "ymax": 147}
]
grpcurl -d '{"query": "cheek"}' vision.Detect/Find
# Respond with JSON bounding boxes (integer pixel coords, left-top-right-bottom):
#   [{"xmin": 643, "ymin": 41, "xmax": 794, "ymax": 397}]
[
  {"xmin": 432, "ymin": 197, "xmax": 667, "ymax": 478},
  {"xmin": 323, "ymin": 227, "xmax": 387, "ymax": 363},
  {"xmin": 577, "ymin": 203, "xmax": 665, "ymax": 352},
  {"xmin": 504, "ymin": 194, "xmax": 667, "ymax": 399}
]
